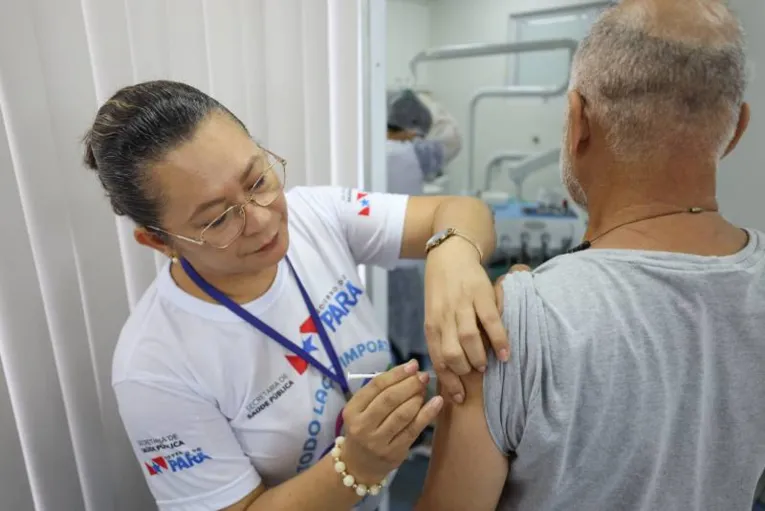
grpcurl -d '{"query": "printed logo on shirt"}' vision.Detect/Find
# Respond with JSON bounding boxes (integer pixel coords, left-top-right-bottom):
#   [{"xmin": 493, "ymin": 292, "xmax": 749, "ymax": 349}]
[
  {"xmin": 298, "ymin": 318, "xmax": 322, "ymax": 359},
  {"xmin": 245, "ymin": 372, "xmax": 296, "ymax": 419},
  {"xmin": 243, "ymin": 277, "xmax": 365, "ymax": 423},
  {"xmin": 137, "ymin": 433, "xmax": 185, "ymax": 454},
  {"xmin": 303, "ymin": 275, "xmax": 364, "ymax": 337},
  {"xmin": 340, "ymin": 188, "xmax": 371, "ymax": 216},
  {"xmin": 286, "ymin": 354, "xmax": 309, "ymax": 375},
  {"xmin": 356, "ymin": 191, "xmax": 371, "ymax": 216},
  {"xmin": 144, "ymin": 447, "xmax": 211, "ymax": 476}
]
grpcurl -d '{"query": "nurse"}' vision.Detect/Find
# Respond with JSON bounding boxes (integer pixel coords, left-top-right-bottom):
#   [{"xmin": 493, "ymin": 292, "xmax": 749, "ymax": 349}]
[{"xmin": 84, "ymin": 80, "xmax": 506, "ymax": 511}]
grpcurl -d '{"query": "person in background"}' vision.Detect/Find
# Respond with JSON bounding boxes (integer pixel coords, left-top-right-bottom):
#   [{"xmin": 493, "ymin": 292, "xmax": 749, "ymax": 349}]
[
  {"xmin": 386, "ymin": 89, "xmax": 462, "ymax": 188},
  {"xmin": 417, "ymin": 1, "xmax": 765, "ymax": 510},
  {"xmin": 386, "ymin": 91, "xmax": 462, "ymax": 370},
  {"xmin": 84, "ymin": 80, "xmax": 505, "ymax": 511}
]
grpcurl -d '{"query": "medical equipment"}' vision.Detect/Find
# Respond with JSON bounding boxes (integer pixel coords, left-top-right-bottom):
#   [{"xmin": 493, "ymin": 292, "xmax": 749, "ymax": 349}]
[
  {"xmin": 484, "ymin": 195, "xmax": 585, "ymax": 279},
  {"xmin": 407, "ymin": 38, "xmax": 578, "ymax": 196},
  {"xmin": 452, "ymin": 42, "xmax": 582, "ymax": 269},
  {"xmin": 485, "ymin": 148, "xmax": 561, "ymax": 200},
  {"xmin": 464, "ymin": 41, "xmax": 577, "ymax": 193},
  {"xmin": 407, "ymin": 38, "xmax": 586, "ymax": 270},
  {"xmin": 481, "ymin": 153, "xmax": 585, "ymax": 273},
  {"xmin": 409, "ymin": 39, "xmax": 578, "ymax": 83},
  {"xmin": 483, "ymin": 151, "xmax": 526, "ymax": 190}
]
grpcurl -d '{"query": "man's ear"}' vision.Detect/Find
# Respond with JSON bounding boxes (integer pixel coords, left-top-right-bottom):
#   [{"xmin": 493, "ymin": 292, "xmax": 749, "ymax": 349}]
[
  {"xmin": 567, "ymin": 90, "xmax": 591, "ymax": 157},
  {"xmin": 722, "ymin": 102, "xmax": 750, "ymax": 159},
  {"xmin": 134, "ymin": 227, "xmax": 173, "ymax": 258}
]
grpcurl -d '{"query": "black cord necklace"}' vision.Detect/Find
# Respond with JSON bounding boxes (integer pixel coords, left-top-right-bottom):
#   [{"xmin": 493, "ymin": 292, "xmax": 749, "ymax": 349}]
[{"xmin": 568, "ymin": 207, "xmax": 713, "ymax": 254}]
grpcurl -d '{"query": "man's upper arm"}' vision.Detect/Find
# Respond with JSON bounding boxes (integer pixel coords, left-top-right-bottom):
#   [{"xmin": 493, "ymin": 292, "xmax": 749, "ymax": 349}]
[
  {"xmin": 417, "ymin": 371, "xmax": 508, "ymax": 511},
  {"xmin": 114, "ymin": 379, "xmax": 260, "ymax": 511},
  {"xmin": 220, "ymin": 485, "xmax": 266, "ymax": 511},
  {"xmin": 482, "ymin": 271, "xmax": 543, "ymax": 453},
  {"xmin": 418, "ymin": 271, "xmax": 543, "ymax": 510}
]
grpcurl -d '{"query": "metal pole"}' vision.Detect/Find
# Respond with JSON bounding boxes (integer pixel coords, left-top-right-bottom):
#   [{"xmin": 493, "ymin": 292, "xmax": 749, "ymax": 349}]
[{"xmin": 410, "ymin": 39, "xmax": 579, "ymax": 81}]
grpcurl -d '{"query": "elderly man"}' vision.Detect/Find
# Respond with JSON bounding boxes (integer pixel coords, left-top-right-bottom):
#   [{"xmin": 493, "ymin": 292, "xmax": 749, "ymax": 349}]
[{"xmin": 416, "ymin": 1, "xmax": 765, "ymax": 510}]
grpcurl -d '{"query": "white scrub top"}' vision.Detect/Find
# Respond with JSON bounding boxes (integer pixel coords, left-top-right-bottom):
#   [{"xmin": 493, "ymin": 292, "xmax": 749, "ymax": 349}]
[{"xmin": 112, "ymin": 186, "xmax": 408, "ymax": 511}]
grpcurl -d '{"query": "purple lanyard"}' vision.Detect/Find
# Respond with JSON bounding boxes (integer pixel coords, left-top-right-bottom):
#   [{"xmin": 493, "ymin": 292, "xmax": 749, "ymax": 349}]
[{"xmin": 180, "ymin": 256, "xmax": 351, "ymax": 400}]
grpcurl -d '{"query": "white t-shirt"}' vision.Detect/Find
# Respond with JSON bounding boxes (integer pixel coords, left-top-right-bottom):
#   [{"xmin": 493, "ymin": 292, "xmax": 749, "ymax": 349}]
[{"xmin": 112, "ymin": 186, "xmax": 408, "ymax": 511}]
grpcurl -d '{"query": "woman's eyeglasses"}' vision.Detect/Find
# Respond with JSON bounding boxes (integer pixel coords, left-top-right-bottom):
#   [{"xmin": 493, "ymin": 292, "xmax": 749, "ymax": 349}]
[{"xmin": 150, "ymin": 148, "xmax": 287, "ymax": 249}]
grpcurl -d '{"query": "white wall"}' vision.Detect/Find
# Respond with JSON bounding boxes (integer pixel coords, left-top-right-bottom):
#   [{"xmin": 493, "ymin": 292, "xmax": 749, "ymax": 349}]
[
  {"xmin": 386, "ymin": 0, "xmax": 431, "ymax": 88},
  {"xmin": 719, "ymin": 0, "xmax": 765, "ymax": 232}
]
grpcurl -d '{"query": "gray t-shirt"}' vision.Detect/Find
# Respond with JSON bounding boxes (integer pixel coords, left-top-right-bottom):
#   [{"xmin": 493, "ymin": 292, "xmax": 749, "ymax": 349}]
[{"xmin": 485, "ymin": 229, "xmax": 765, "ymax": 511}]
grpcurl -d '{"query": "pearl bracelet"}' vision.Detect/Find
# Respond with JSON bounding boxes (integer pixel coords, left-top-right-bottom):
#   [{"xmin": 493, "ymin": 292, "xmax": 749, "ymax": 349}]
[{"xmin": 331, "ymin": 436, "xmax": 387, "ymax": 497}]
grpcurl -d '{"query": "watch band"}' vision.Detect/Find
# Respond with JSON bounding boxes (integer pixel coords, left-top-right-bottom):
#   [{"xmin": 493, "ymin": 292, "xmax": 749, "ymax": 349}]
[{"xmin": 425, "ymin": 228, "xmax": 484, "ymax": 261}]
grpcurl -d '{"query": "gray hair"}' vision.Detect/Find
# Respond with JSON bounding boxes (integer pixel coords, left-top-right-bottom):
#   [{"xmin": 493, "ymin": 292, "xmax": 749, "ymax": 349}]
[{"xmin": 570, "ymin": 0, "xmax": 747, "ymax": 162}]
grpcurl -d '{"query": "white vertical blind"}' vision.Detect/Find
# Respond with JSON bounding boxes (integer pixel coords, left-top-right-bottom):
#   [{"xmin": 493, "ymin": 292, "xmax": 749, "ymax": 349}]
[
  {"xmin": 0, "ymin": 1, "xmax": 364, "ymax": 509},
  {"xmin": 329, "ymin": 0, "xmax": 364, "ymax": 187}
]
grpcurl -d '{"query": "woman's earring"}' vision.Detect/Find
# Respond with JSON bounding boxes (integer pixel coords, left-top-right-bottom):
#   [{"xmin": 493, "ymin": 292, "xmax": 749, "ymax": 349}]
[{"xmin": 170, "ymin": 254, "xmax": 179, "ymax": 264}]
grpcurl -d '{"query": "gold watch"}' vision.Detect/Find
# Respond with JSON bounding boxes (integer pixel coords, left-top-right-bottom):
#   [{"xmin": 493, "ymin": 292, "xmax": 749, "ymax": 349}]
[{"xmin": 424, "ymin": 228, "xmax": 483, "ymax": 261}]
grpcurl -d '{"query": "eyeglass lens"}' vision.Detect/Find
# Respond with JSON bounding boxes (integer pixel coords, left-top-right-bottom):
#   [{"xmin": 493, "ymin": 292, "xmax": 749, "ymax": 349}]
[{"xmin": 201, "ymin": 153, "xmax": 285, "ymax": 248}]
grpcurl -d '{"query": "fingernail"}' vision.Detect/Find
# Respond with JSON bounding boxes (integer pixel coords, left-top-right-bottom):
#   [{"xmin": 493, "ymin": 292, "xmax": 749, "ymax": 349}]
[
  {"xmin": 429, "ymin": 396, "xmax": 444, "ymax": 409},
  {"xmin": 453, "ymin": 393, "xmax": 464, "ymax": 404},
  {"xmin": 405, "ymin": 359, "xmax": 419, "ymax": 373},
  {"xmin": 477, "ymin": 365, "xmax": 486, "ymax": 373},
  {"xmin": 499, "ymin": 349, "xmax": 509, "ymax": 362},
  {"xmin": 418, "ymin": 372, "xmax": 430, "ymax": 383}
]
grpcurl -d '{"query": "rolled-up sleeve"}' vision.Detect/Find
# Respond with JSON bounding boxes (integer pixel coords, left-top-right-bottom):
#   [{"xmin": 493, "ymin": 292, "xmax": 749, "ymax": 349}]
[{"xmin": 483, "ymin": 272, "xmax": 543, "ymax": 454}]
